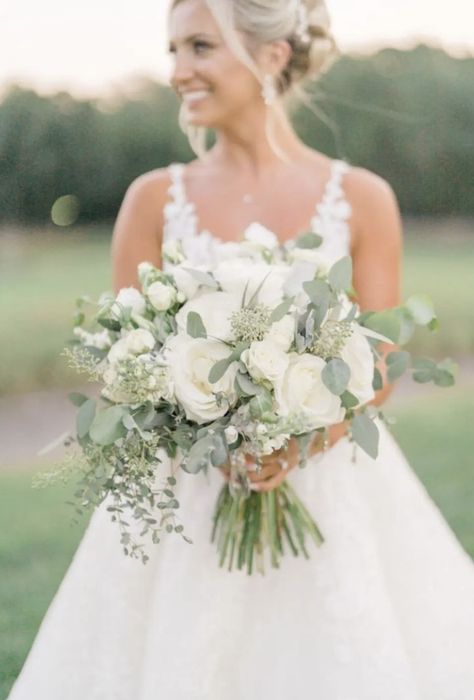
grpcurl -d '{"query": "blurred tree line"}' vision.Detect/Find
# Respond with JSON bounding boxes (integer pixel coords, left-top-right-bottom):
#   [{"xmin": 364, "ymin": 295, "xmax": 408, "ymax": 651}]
[{"xmin": 1, "ymin": 44, "xmax": 473, "ymax": 225}]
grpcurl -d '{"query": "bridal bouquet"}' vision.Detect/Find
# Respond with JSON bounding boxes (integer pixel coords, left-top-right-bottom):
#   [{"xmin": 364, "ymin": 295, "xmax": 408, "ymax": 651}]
[{"xmin": 38, "ymin": 226, "xmax": 456, "ymax": 574}]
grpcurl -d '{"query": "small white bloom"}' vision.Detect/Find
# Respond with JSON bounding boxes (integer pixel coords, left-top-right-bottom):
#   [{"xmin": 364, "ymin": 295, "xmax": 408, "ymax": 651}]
[
  {"xmin": 224, "ymin": 426, "xmax": 239, "ymax": 444},
  {"xmin": 73, "ymin": 327, "xmax": 112, "ymax": 350},
  {"xmin": 275, "ymin": 353, "xmax": 345, "ymax": 430},
  {"xmin": 256, "ymin": 423, "xmax": 268, "ymax": 437},
  {"xmin": 137, "ymin": 261, "xmax": 155, "ymax": 285},
  {"xmin": 243, "ymin": 222, "xmax": 279, "ymax": 250},
  {"xmin": 107, "ymin": 329, "xmax": 156, "ymax": 364},
  {"xmin": 162, "ymin": 239, "xmax": 185, "ymax": 264},
  {"xmin": 241, "ymin": 339, "xmax": 289, "ymax": 385},
  {"xmin": 147, "ymin": 280, "xmax": 177, "ymax": 311},
  {"xmin": 111, "ymin": 287, "xmax": 146, "ymax": 319}
]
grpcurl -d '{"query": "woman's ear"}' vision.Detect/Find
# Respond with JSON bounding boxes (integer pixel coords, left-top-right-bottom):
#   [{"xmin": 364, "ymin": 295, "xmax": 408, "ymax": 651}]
[{"xmin": 258, "ymin": 39, "xmax": 292, "ymax": 77}]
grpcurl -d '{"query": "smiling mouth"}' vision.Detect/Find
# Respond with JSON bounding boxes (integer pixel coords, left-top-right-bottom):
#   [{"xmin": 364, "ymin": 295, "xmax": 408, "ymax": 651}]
[{"xmin": 181, "ymin": 90, "xmax": 211, "ymax": 105}]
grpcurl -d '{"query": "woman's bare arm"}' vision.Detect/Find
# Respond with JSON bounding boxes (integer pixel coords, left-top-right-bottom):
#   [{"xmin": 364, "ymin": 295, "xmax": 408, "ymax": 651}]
[{"xmin": 110, "ymin": 170, "xmax": 170, "ymax": 294}]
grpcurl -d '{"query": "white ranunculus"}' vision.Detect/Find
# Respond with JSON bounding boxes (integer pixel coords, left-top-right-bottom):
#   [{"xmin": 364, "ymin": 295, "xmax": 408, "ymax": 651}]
[
  {"xmin": 275, "ymin": 353, "xmax": 345, "ymax": 430},
  {"xmin": 265, "ymin": 314, "xmax": 295, "ymax": 352},
  {"xmin": 340, "ymin": 325, "xmax": 375, "ymax": 406},
  {"xmin": 147, "ymin": 281, "xmax": 176, "ymax": 311},
  {"xmin": 241, "ymin": 339, "xmax": 289, "ymax": 384},
  {"xmin": 175, "ymin": 291, "xmax": 240, "ymax": 342},
  {"xmin": 243, "ymin": 222, "xmax": 279, "ymax": 250},
  {"xmin": 111, "ymin": 287, "xmax": 146, "ymax": 319},
  {"xmin": 165, "ymin": 336, "xmax": 238, "ymax": 424},
  {"xmin": 213, "ymin": 259, "xmax": 286, "ymax": 307}
]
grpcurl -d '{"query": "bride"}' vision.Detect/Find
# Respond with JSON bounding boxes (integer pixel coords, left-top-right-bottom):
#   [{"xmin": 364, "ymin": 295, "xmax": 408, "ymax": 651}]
[{"xmin": 8, "ymin": 0, "xmax": 474, "ymax": 698}]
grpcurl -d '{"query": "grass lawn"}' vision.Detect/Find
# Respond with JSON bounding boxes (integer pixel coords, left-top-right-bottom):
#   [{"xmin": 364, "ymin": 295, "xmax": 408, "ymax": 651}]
[
  {"xmin": 1, "ymin": 388, "xmax": 473, "ymax": 697},
  {"xmin": 0, "ymin": 221, "xmax": 473, "ymax": 394}
]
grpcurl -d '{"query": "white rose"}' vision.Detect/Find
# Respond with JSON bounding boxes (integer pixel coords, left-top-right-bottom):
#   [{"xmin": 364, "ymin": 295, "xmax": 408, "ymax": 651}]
[
  {"xmin": 111, "ymin": 287, "xmax": 146, "ymax": 319},
  {"xmin": 165, "ymin": 336, "xmax": 238, "ymax": 424},
  {"xmin": 213, "ymin": 259, "xmax": 286, "ymax": 307},
  {"xmin": 243, "ymin": 222, "xmax": 279, "ymax": 250},
  {"xmin": 340, "ymin": 325, "xmax": 375, "ymax": 406},
  {"xmin": 175, "ymin": 291, "xmax": 240, "ymax": 342},
  {"xmin": 107, "ymin": 337, "xmax": 131, "ymax": 364},
  {"xmin": 265, "ymin": 314, "xmax": 295, "ymax": 352},
  {"xmin": 241, "ymin": 339, "xmax": 289, "ymax": 384},
  {"xmin": 275, "ymin": 353, "xmax": 345, "ymax": 430},
  {"xmin": 147, "ymin": 281, "xmax": 176, "ymax": 311}
]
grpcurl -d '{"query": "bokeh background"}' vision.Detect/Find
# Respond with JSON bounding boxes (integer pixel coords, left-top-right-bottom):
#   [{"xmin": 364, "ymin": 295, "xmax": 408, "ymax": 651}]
[{"xmin": 1, "ymin": 0, "xmax": 473, "ymax": 695}]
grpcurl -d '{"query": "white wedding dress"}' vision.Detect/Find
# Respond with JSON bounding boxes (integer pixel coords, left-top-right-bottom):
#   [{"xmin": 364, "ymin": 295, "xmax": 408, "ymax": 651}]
[{"xmin": 8, "ymin": 160, "xmax": 474, "ymax": 700}]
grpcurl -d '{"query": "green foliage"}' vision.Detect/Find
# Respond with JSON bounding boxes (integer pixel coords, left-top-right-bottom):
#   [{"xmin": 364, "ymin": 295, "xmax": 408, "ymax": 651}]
[{"xmin": 1, "ymin": 46, "xmax": 474, "ymax": 225}]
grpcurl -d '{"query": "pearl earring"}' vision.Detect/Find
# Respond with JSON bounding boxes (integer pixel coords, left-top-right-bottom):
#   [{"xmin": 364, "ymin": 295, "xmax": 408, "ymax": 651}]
[{"xmin": 261, "ymin": 73, "xmax": 277, "ymax": 106}]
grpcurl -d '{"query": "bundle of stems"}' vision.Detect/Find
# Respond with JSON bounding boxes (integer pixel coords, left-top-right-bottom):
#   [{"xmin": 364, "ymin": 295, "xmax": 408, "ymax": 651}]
[{"xmin": 210, "ymin": 479, "xmax": 324, "ymax": 576}]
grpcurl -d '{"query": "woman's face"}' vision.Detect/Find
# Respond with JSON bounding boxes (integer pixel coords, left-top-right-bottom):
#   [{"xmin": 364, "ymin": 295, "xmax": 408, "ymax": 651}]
[{"xmin": 168, "ymin": 0, "xmax": 263, "ymax": 129}]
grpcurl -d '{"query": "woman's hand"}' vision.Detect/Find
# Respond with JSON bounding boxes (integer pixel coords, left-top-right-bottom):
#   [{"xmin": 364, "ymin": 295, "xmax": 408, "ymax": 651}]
[{"xmin": 220, "ymin": 433, "xmax": 326, "ymax": 493}]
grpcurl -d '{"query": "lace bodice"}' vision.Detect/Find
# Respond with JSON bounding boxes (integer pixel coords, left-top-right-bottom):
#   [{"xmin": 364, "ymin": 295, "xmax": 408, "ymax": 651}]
[{"xmin": 162, "ymin": 159, "xmax": 353, "ymax": 267}]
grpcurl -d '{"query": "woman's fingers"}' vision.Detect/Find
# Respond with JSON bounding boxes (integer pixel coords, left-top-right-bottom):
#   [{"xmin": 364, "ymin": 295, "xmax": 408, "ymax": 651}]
[{"xmin": 250, "ymin": 468, "xmax": 288, "ymax": 492}]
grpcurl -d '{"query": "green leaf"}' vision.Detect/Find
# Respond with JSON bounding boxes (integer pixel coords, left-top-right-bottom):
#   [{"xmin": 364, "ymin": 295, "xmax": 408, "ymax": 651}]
[
  {"xmin": 322, "ymin": 358, "xmax": 351, "ymax": 396},
  {"xmin": 295, "ymin": 231, "xmax": 323, "ymax": 249},
  {"xmin": 209, "ymin": 357, "xmax": 233, "ymax": 384},
  {"xmin": 247, "ymin": 271, "xmax": 272, "ymax": 308},
  {"xmin": 412, "ymin": 357, "xmax": 437, "ymax": 383},
  {"xmin": 183, "ymin": 436, "xmax": 214, "ymax": 474},
  {"xmin": 97, "ymin": 317, "xmax": 121, "ymax": 332},
  {"xmin": 328, "ymin": 256, "xmax": 353, "ymax": 291},
  {"xmin": 187, "ymin": 311, "xmax": 207, "ymax": 338},
  {"xmin": 386, "ymin": 351, "xmax": 411, "ymax": 383},
  {"xmin": 351, "ymin": 413, "xmax": 380, "ymax": 459},
  {"xmin": 303, "ymin": 279, "xmax": 330, "ymax": 307},
  {"xmin": 249, "ymin": 387, "xmax": 273, "ymax": 419},
  {"xmin": 89, "ymin": 405, "xmax": 128, "ymax": 446},
  {"xmin": 235, "ymin": 372, "xmax": 261, "ymax": 397},
  {"xmin": 361, "ymin": 310, "xmax": 401, "ymax": 344},
  {"xmin": 372, "ymin": 367, "xmax": 383, "ymax": 391},
  {"xmin": 405, "ymin": 294, "xmax": 437, "ymax": 327},
  {"xmin": 69, "ymin": 392, "xmax": 89, "ymax": 408},
  {"xmin": 269, "ymin": 297, "xmax": 294, "ymax": 324},
  {"xmin": 393, "ymin": 307, "xmax": 416, "ymax": 345},
  {"xmin": 433, "ymin": 369, "xmax": 455, "ymax": 387},
  {"xmin": 76, "ymin": 398, "xmax": 97, "ymax": 439},
  {"xmin": 341, "ymin": 391, "xmax": 359, "ymax": 409}
]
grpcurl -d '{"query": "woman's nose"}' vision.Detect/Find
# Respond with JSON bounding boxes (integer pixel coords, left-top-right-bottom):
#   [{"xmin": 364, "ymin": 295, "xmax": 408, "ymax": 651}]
[{"xmin": 170, "ymin": 51, "xmax": 196, "ymax": 89}]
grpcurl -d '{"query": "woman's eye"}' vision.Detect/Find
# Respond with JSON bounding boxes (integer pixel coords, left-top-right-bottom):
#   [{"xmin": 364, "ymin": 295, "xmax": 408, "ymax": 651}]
[{"xmin": 194, "ymin": 41, "xmax": 211, "ymax": 54}]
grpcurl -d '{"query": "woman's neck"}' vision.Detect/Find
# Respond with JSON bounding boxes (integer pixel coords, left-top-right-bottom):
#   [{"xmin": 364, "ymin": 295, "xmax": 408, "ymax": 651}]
[{"xmin": 205, "ymin": 102, "xmax": 311, "ymax": 178}]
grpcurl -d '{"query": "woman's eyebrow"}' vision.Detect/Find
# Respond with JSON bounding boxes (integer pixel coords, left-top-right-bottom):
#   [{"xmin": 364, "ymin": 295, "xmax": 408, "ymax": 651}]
[{"xmin": 168, "ymin": 33, "xmax": 217, "ymax": 49}]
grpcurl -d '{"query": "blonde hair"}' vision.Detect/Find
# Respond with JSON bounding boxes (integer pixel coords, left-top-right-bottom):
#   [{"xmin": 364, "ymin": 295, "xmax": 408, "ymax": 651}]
[{"xmin": 170, "ymin": 0, "xmax": 339, "ymax": 160}]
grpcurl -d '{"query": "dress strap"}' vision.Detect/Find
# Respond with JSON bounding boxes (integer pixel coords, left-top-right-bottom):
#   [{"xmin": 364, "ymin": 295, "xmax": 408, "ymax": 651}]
[
  {"xmin": 167, "ymin": 162, "xmax": 188, "ymax": 208},
  {"xmin": 315, "ymin": 159, "xmax": 352, "ymax": 221},
  {"xmin": 163, "ymin": 162, "xmax": 199, "ymax": 243}
]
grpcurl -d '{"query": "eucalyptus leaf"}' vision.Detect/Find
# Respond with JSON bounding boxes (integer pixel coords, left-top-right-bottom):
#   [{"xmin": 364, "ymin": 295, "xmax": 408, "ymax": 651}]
[
  {"xmin": 183, "ymin": 436, "xmax": 214, "ymax": 474},
  {"xmin": 351, "ymin": 413, "xmax": 380, "ymax": 459},
  {"xmin": 89, "ymin": 405, "xmax": 128, "ymax": 446},
  {"xmin": 69, "ymin": 392, "xmax": 89, "ymax": 408},
  {"xmin": 328, "ymin": 256, "xmax": 353, "ymax": 291},
  {"xmin": 412, "ymin": 357, "xmax": 437, "ymax": 383},
  {"xmin": 361, "ymin": 310, "xmax": 401, "ymax": 344},
  {"xmin": 341, "ymin": 391, "xmax": 359, "ymax": 409},
  {"xmin": 295, "ymin": 231, "xmax": 323, "ymax": 249},
  {"xmin": 433, "ymin": 369, "xmax": 455, "ymax": 387},
  {"xmin": 97, "ymin": 317, "xmax": 121, "ymax": 332},
  {"xmin": 372, "ymin": 367, "xmax": 384, "ymax": 391},
  {"xmin": 209, "ymin": 357, "xmax": 233, "ymax": 384},
  {"xmin": 235, "ymin": 372, "xmax": 261, "ymax": 397},
  {"xmin": 187, "ymin": 311, "xmax": 207, "ymax": 339},
  {"xmin": 322, "ymin": 358, "xmax": 351, "ymax": 396},
  {"xmin": 386, "ymin": 351, "xmax": 411, "ymax": 383},
  {"xmin": 249, "ymin": 387, "xmax": 273, "ymax": 419},
  {"xmin": 269, "ymin": 297, "xmax": 294, "ymax": 324},
  {"xmin": 76, "ymin": 398, "xmax": 97, "ymax": 439}
]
